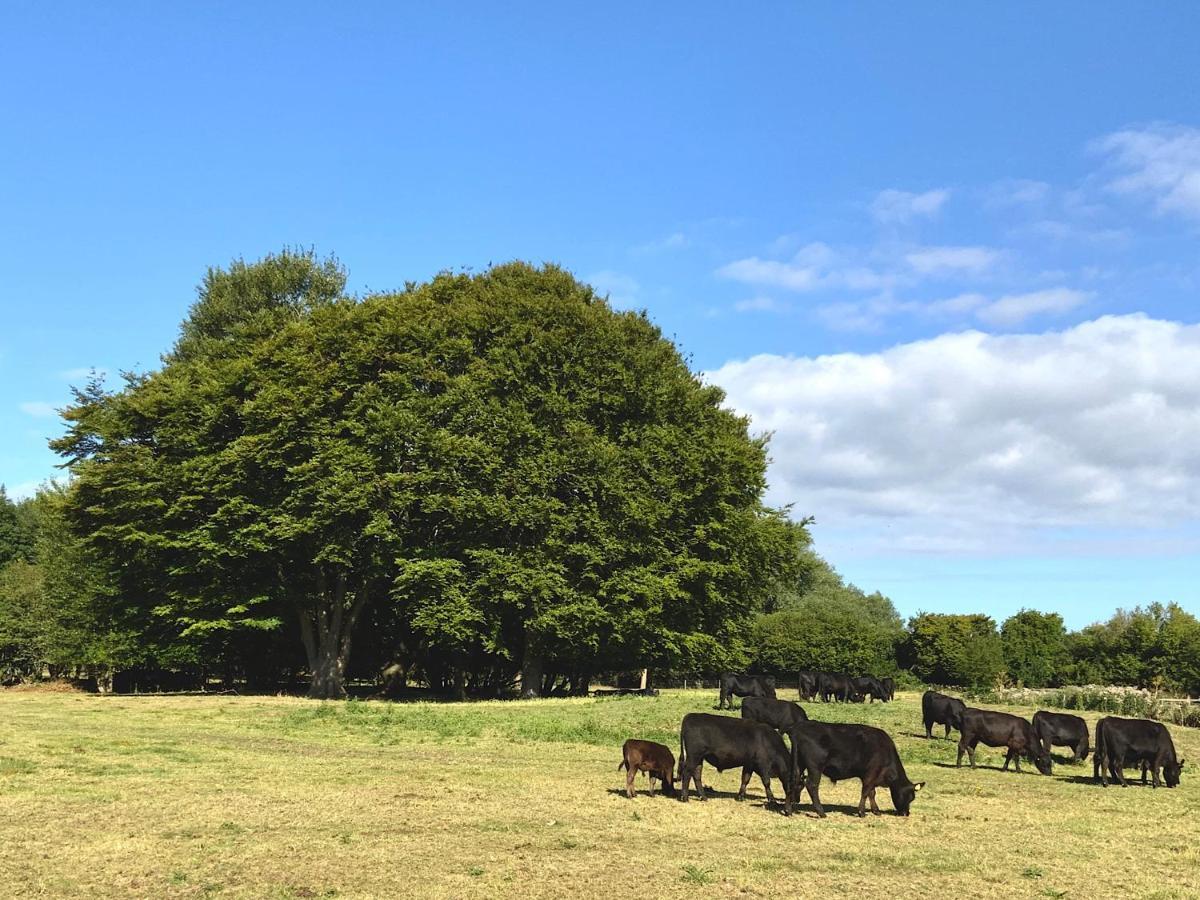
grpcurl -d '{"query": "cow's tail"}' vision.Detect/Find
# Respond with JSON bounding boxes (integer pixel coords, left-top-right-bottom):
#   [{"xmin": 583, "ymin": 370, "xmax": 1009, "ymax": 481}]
[{"xmin": 618, "ymin": 760, "xmax": 626, "ymax": 772}]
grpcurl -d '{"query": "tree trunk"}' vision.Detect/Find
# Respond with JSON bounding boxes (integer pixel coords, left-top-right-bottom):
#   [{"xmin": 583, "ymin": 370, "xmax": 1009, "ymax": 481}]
[
  {"xmin": 520, "ymin": 627, "xmax": 543, "ymax": 698},
  {"xmin": 298, "ymin": 572, "xmax": 369, "ymax": 700}
]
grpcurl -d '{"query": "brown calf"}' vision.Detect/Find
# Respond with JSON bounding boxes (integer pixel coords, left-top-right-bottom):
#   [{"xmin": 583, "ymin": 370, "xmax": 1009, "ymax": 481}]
[{"xmin": 618, "ymin": 739, "xmax": 676, "ymax": 798}]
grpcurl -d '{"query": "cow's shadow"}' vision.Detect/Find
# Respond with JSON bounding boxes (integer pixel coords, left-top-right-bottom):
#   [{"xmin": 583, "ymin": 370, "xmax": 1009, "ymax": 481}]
[
  {"xmin": 930, "ymin": 762, "xmax": 1040, "ymax": 774},
  {"xmin": 603, "ymin": 787, "xmax": 678, "ymax": 799},
  {"xmin": 1055, "ymin": 773, "xmax": 1155, "ymax": 788}
]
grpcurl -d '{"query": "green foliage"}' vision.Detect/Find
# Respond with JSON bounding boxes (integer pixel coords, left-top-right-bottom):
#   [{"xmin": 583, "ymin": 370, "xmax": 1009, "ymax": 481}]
[
  {"xmin": 0, "ymin": 487, "xmax": 35, "ymax": 568},
  {"xmin": 749, "ymin": 545, "xmax": 902, "ymax": 675},
  {"xmin": 904, "ymin": 612, "xmax": 1004, "ymax": 687},
  {"xmin": 1063, "ymin": 603, "xmax": 1200, "ymax": 694},
  {"xmin": 1000, "ymin": 609, "xmax": 1068, "ymax": 687},
  {"xmin": 51, "ymin": 254, "xmax": 798, "ymax": 697}
]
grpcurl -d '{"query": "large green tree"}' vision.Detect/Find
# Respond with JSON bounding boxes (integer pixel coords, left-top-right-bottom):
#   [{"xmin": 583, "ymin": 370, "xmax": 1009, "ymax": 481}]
[
  {"xmin": 904, "ymin": 612, "xmax": 1004, "ymax": 687},
  {"xmin": 1000, "ymin": 609, "xmax": 1068, "ymax": 687},
  {"xmin": 55, "ymin": 253, "xmax": 796, "ymax": 698}
]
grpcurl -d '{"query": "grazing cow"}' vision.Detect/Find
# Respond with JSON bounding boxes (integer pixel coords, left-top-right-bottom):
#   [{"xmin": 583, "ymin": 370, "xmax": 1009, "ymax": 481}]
[
  {"xmin": 797, "ymin": 670, "xmax": 820, "ymax": 702},
  {"xmin": 956, "ymin": 708, "xmax": 1052, "ymax": 774},
  {"xmin": 1032, "ymin": 711, "xmax": 1090, "ymax": 762},
  {"xmin": 788, "ymin": 721, "xmax": 925, "ymax": 817},
  {"xmin": 742, "ymin": 696, "xmax": 808, "ymax": 733},
  {"xmin": 818, "ymin": 672, "xmax": 855, "ymax": 703},
  {"xmin": 678, "ymin": 713, "xmax": 794, "ymax": 814},
  {"xmin": 1094, "ymin": 717, "xmax": 1184, "ymax": 788},
  {"xmin": 718, "ymin": 673, "xmax": 777, "ymax": 709},
  {"xmin": 618, "ymin": 739, "xmax": 676, "ymax": 798},
  {"xmin": 922, "ymin": 690, "xmax": 966, "ymax": 739},
  {"xmin": 851, "ymin": 676, "xmax": 888, "ymax": 703},
  {"xmin": 880, "ymin": 677, "xmax": 896, "ymax": 702}
]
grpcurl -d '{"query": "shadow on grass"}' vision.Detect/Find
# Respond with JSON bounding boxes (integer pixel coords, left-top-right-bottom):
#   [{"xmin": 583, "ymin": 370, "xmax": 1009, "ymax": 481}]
[{"xmin": 930, "ymin": 762, "xmax": 1043, "ymax": 774}]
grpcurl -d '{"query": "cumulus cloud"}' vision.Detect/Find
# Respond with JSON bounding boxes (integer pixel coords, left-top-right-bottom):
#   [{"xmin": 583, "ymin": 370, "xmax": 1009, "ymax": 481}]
[
  {"xmin": 706, "ymin": 315, "xmax": 1200, "ymax": 554},
  {"xmin": 871, "ymin": 188, "xmax": 950, "ymax": 224},
  {"xmin": 19, "ymin": 401, "xmax": 57, "ymax": 418},
  {"xmin": 716, "ymin": 243, "xmax": 892, "ymax": 294},
  {"xmin": 1097, "ymin": 123, "xmax": 1200, "ymax": 219}
]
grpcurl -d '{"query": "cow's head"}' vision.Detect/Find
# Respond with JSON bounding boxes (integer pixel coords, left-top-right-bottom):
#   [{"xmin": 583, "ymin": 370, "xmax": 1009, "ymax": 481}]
[
  {"xmin": 890, "ymin": 780, "xmax": 924, "ymax": 816},
  {"xmin": 1032, "ymin": 746, "xmax": 1053, "ymax": 776},
  {"xmin": 1164, "ymin": 758, "xmax": 1184, "ymax": 788}
]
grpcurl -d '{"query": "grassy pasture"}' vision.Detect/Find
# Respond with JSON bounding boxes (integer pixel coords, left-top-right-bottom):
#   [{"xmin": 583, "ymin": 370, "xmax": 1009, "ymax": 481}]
[{"xmin": 1, "ymin": 689, "xmax": 1197, "ymax": 899}]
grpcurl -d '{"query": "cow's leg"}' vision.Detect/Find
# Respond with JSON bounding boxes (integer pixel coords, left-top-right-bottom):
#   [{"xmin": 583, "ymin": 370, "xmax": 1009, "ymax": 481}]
[
  {"xmin": 956, "ymin": 738, "xmax": 966, "ymax": 767},
  {"xmin": 806, "ymin": 774, "xmax": 826, "ymax": 818},
  {"xmin": 648, "ymin": 773, "xmax": 657, "ymax": 797},
  {"xmin": 856, "ymin": 784, "xmax": 870, "ymax": 817},
  {"xmin": 693, "ymin": 763, "xmax": 707, "ymax": 800},
  {"xmin": 866, "ymin": 786, "xmax": 881, "ymax": 815},
  {"xmin": 1114, "ymin": 760, "xmax": 1127, "ymax": 787},
  {"xmin": 737, "ymin": 767, "xmax": 753, "ymax": 801},
  {"xmin": 944, "ymin": 723, "xmax": 951, "ymax": 739},
  {"xmin": 626, "ymin": 766, "xmax": 637, "ymax": 798},
  {"xmin": 680, "ymin": 761, "xmax": 692, "ymax": 802},
  {"xmin": 1142, "ymin": 761, "xmax": 1150, "ymax": 785},
  {"xmin": 1002, "ymin": 748, "xmax": 1013, "ymax": 771},
  {"xmin": 759, "ymin": 772, "xmax": 778, "ymax": 807},
  {"xmin": 967, "ymin": 740, "xmax": 978, "ymax": 768},
  {"xmin": 924, "ymin": 719, "xmax": 933, "ymax": 739}
]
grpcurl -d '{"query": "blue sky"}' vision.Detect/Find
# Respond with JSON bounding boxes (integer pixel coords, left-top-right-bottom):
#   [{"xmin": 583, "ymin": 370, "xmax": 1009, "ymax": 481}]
[{"xmin": 3, "ymin": 3, "xmax": 1199, "ymax": 628}]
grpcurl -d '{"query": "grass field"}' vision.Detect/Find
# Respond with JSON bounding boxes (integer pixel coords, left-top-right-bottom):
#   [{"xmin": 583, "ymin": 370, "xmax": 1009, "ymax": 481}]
[{"xmin": 1, "ymin": 688, "xmax": 1197, "ymax": 899}]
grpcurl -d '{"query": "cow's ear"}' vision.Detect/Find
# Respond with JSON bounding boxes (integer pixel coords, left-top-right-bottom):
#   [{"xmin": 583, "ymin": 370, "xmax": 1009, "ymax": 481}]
[{"xmin": 913, "ymin": 782, "xmax": 925, "ymax": 792}]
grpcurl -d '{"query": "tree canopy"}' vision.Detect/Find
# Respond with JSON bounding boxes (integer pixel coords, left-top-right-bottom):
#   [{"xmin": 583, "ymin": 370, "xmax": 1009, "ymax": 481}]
[{"xmin": 51, "ymin": 252, "xmax": 799, "ymax": 698}]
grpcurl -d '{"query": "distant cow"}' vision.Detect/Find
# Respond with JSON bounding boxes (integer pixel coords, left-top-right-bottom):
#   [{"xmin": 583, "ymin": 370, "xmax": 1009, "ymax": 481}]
[
  {"xmin": 922, "ymin": 690, "xmax": 966, "ymax": 739},
  {"xmin": 851, "ymin": 676, "xmax": 888, "ymax": 703},
  {"xmin": 797, "ymin": 670, "xmax": 820, "ymax": 701},
  {"xmin": 678, "ymin": 713, "xmax": 794, "ymax": 813},
  {"xmin": 880, "ymin": 677, "xmax": 896, "ymax": 701},
  {"xmin": 618, "ymin": 739, "xmax": 676, "ymax": 798},
  {"xmin": 1094, "ymin": 717, "xmax": 1184, "ymax": 788},
  {"xmin": 789, "ymin": 721, "xmax": 925, "ymax": 817},
  {"xmin": 742, "ymin": 696, "xmax": 808, "ymax": 733},
  {"xmin": 718, "ymin": 673, "xmax": 776, "ymax": 709},
  {"xmin": 1032, "ymin": 711, "xmax": 1090, "ymax": 762},
  {"xmin": 956, "ymin": 708, "xmax": 1052, "ymax": 775},
  {"xmin": 818, "ymin": 672, "xmax": 855, "ymax": 703}
]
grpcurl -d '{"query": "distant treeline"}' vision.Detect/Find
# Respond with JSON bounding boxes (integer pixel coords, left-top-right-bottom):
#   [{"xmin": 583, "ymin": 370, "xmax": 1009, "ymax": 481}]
[
  {"xmin": 4, "ymin": 483, "xmax": 1199, "ymax": 697},
  {"xmin": 2, "ymin": 251, "xmax": 1198, "ymax": 699}
]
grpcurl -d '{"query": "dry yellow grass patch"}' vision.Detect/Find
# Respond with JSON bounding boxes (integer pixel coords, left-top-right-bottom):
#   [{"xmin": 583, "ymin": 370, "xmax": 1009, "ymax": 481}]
[{"xmin": 0, "ymin": 690, "xmax": 1196, "ymax": 898}]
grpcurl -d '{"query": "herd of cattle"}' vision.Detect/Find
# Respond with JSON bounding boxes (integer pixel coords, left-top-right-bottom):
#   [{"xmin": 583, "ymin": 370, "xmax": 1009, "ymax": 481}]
[{"xmin": 618, "ymin": 674, "xmax": 1186, "ymax": 818}]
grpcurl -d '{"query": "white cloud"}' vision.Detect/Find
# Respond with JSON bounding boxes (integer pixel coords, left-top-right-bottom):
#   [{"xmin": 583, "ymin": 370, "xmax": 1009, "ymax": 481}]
[
  {"xmin": 871, "ymin": 188, "xmax": 949, "ymax": 224},
  {"xmin": 976, "ymin": 288, "xmax": 1090, "ymax": 327},
  {"xmin": 1097, "ymin": 123, "xmax": 1200, "ymax": 219},
  {"xmin": 717, "ymin": 243, "xmax": 893, "ymax": 294},
  {"xmin": 905, "ymin": 245, "xmax": 999, "ymax": 275},
  {"xmin": 19, "ymin": 401, "xmax": 57, "ymax": 418},
  {"xmin": 706, "ymin": 314, "xmax": 1200, "ymax": 554},
  {"xmin": 717, "ymin": 256, "xmax": 821, "ymax": 291},
  {"xmin": 585, "ymin": 270, "xmax": 640, "ymax": 310}
]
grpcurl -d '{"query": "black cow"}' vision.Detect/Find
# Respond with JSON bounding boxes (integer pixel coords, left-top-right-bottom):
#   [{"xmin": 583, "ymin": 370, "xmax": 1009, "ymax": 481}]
[
  {"xmin": 741, "ymin": 696, "xmax": 808, "ymax": 733},
  {"xmin": 797, "ymin": 670, "xmax": 820, "ymax": 702},
  {"xmin": 678, "ymin": 713, "xmax": 794, "ymax": 813},
  {"xmin": 956, "ymin": 708, "xmax": 1052, "ymax": 774},
  {"xmin": 1032, "ymin": 711, "xmax": 1090, "ymax": 762},
  {"xmin": 718, "ymin": 673, "xmax": 777, "ymax": 709},
  {"xmin": 1094, "ymin": 716, "xmax": 1184, "ymax": 788},
  {"xmin": 851, "ymin": 676, "xmax": 888, "ymax": 703},
  {"xmin": 880, "ymin": 677, "xmax": 896, "ymax": 701},
  {"xmin": 788, "ymin": 721, "xmax": 925, "ymax": 817},
  {"xmin": 922, "ymin": 690, "xmax": 966, "ymax": 739},
  {"xmin": 818, "ymin": 672, "xmax": 855, "ymax": 702}
]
